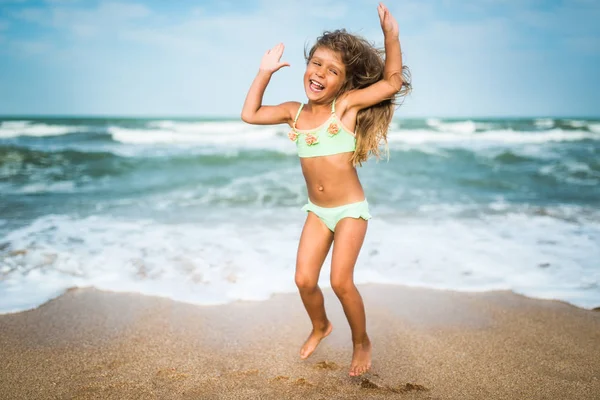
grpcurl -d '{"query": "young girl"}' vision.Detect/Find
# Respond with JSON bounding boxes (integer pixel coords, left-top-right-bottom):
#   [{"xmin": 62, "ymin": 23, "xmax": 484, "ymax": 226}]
[{"xmin": 241, "ymin": 2, "xmax": 411, "ymax": 377}]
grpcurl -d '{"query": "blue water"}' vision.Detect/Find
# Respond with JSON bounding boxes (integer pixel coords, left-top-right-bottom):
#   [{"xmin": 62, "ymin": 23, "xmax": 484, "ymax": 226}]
[{"xmin": 1, "ymin": 116, "xmax": 599, "ymax": 313}]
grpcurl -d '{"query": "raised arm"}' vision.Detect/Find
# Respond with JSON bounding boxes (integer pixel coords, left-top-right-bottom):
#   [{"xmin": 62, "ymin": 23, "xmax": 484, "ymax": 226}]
[
  {"xmin": 241, "ymin": 43, "xmax": 295, "ymax": 125},
  {"xmin": 343, "ymin": 2, "xmax": 404, "ymax": 112},
  {"xmin": 379, "ymin": 3, "xmax": 403, "ymax": 91}
]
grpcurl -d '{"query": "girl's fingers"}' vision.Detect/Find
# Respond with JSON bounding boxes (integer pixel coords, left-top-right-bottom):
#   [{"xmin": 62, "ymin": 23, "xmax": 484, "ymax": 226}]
[
  {"xmin": 275, "ymin": 43, "xmax": 284, "ymax": 57},
  {"xmin": 264, "ymin": 43, "xmax": 285, "ymax": 60},
  {"xmin": 260, "ymin": 43, "xmax": 288, "ymax": 72}
]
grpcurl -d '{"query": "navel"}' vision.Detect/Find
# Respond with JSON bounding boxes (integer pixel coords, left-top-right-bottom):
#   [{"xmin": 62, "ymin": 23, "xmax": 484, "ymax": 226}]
[{"xmin": 318, "ymin": 185, "xmax": 324, "ymax": 191}]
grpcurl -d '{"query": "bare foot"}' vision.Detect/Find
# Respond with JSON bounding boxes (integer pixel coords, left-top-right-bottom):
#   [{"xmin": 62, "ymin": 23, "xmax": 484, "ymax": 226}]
[
  {"xmin": 300, "ymin": 321, "xmax": 333, "ymax": 359},
  {"xmin": 349, "ymin": 337, "xmax": 372, "ymax": 376}
]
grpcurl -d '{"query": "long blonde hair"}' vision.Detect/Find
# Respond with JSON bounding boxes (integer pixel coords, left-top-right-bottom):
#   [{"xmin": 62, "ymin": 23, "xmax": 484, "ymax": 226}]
[{"xmin": 306, "ymin": 29, "xmax": 412, "ymax": 165}]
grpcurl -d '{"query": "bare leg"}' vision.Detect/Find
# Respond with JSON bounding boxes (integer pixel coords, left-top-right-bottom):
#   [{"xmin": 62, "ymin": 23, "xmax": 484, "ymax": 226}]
[
  {"xmin": 330, "ymin": 217, "xmax": 371, "ymax": 376},
  {"xmin": 295, "ymin": 212, "xmax": 334, "ymax": 359}
]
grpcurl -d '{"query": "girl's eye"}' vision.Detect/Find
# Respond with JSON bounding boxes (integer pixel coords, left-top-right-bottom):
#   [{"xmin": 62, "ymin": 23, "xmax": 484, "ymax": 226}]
[
  {"xmin": 312, "ymin": 61, "xmax": 320, "ymax": 66},
  {"xmin": 330, "ymin": 69, "xmax": 338, "ymax": 75}
]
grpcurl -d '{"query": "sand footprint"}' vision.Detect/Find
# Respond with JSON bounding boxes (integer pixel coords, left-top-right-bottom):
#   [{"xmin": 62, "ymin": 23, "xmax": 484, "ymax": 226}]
[
  {"xmin": 360, "ymin": 378, "xmax": 429, "ymax": 394},
  {"xmin": 313, "ymin": 360, "xmax": 340, "ymax": 370}
]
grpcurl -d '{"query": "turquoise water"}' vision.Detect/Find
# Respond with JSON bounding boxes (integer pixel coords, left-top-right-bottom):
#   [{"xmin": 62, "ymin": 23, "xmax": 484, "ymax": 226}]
[{"xmin": 1, "ymin": 116, "xmax": 599, "ymax": 313}]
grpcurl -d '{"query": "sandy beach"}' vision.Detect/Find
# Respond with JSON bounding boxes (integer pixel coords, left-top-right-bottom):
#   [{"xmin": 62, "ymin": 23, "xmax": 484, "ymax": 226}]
[{"xmin": 1, "ymin": 285, "xmax": 599, "ymax": 399}]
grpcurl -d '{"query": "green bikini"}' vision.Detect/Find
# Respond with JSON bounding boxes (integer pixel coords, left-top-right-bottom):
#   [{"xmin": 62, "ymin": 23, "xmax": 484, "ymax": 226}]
[{"xmin": 289, "ymin": 99, "xmax": 372, "ymax": 232}]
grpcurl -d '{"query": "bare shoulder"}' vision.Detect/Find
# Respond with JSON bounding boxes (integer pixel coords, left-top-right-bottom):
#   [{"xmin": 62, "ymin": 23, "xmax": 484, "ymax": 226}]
[
  {"xmin": 334, "ymin": 93, "xmax": 359, "ymax": 128},
  {"xmin": 281, "ymin": 101, "xmax": 303, "ymax": 125},
  {"xmin": 281, "ymin": 101, "xmax": 302, "ymax": 114}
]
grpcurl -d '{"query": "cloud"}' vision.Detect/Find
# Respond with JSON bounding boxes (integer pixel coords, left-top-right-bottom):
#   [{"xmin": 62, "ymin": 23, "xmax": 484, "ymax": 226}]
[
  {"xmin": 1, "ymin": 0, "xmax": 598, "ymax": 116},
  {"xmin": 5, "ymin": 1, "xmax": 348, "ymax": 56}
]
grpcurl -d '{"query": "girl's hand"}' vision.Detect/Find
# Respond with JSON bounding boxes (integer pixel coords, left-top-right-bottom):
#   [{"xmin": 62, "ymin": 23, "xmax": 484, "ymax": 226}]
[
  {"xmin": 378, "ymin": 2, "xmax": 399, "ymax": 38},
  {"xmin": 259, "ymin": 43, "xmax": 290, "ymax": 73}
]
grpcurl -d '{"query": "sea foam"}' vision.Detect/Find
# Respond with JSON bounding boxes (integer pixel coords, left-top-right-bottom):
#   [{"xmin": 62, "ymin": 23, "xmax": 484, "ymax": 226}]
[
  {"xmin": 1, "ymin": 209, "xmax": 598, "ymax": 314},
  {"xmin": 0, "ymin": 121, "xmax": 86, "ymax": 138}
]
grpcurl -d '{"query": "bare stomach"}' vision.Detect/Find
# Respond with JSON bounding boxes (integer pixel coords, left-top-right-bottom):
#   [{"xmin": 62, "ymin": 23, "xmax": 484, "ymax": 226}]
[{"xmin": 300, "ymin": 153, "xmax": 365, "ymax": 207}]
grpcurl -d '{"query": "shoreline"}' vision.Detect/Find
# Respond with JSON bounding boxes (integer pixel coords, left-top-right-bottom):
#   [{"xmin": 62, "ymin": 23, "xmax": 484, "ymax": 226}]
[
  {"xmin": 1, "ymin": 284, "xmax": 599, "ymax": 399},
  {"xmin": 3, "ymin": 283, "xmax": 599, "ymax": 317}
]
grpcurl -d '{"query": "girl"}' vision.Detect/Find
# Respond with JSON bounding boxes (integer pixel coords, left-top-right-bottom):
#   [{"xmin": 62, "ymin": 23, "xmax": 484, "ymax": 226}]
[{"xmin": 241, "ymin": 2, "xmax": 411, "ymax": 377}]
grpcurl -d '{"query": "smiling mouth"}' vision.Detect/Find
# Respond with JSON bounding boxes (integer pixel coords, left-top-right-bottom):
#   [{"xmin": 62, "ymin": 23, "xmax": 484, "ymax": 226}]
[{"xmin": 309, "ymin": 79, "xmax": 325, "ymax": 92}]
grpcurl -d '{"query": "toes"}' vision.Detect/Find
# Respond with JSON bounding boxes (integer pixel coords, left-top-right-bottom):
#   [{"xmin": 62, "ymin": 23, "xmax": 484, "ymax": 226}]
[
  {"xmin": 300, "ymin": 342, "xmax": 315, "ymax": 359},
  {"xmin": 300, "ymin": 347, "xmax": 310, "ymax": 359},
  {"xmin": 349, "ymin": 365, "xmax": 369, "ymax": 376}
]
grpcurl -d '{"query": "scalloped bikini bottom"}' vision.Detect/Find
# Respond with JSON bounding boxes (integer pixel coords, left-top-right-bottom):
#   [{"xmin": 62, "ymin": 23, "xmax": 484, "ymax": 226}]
[{"xmin": 302, "ymin": 199, "xmax": 372, "ymax": 232}]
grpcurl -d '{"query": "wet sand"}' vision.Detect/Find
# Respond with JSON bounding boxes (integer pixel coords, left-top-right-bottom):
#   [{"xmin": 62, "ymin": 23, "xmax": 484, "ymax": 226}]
[{"xmin": 1, "ymin": 285, "xmax": 599, "ymax": 399}]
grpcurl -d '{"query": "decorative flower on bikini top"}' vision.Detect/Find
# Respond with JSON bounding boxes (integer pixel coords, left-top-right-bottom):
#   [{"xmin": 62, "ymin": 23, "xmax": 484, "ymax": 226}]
[
  {"xmin": 288, "ymin": 130, "xmax": 299, "ymax": 141},
  {"xmin": 327, "ymin": 122, "xmax": 340, "ymax": 136},
  {"xmin": 304, "ymin": 132, "xmax": 319, "ymax": 146}
]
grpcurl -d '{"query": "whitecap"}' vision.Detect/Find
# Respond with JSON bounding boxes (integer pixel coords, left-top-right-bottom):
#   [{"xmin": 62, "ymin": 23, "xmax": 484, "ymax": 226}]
[{"xmin": 0, "ymin": 121, "xmax": 86, "ymax": 138}]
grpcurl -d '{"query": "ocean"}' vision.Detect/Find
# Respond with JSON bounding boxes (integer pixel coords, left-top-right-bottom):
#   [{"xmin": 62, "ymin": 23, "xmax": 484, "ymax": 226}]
[{"xmin": 1, "ymin": 116, "xmax": 599, "ymax": 313}]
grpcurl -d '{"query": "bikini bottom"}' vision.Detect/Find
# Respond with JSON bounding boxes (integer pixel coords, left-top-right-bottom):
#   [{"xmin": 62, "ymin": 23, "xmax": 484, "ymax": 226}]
[{"xmin": 301, "ymin": 198, "xmax": 372, "ymax": 232}]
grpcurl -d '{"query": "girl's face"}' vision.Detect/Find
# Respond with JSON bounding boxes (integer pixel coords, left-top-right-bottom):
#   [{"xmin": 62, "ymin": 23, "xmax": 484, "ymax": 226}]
[{"xmin": 304, "ymin": 47, "xmax": 346, "ymax": 103}]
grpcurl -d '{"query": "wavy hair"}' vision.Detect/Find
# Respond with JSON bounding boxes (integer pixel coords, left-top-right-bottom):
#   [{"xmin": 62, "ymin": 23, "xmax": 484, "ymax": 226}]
[{"xmin": 306, "ymin": 29, "xmax": 412, "ymax": 165}]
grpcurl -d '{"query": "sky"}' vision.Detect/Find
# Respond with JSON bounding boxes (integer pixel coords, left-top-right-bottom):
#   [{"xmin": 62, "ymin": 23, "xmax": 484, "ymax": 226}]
[{"xmin": 0, "ymin": 0, "xmax": 598, "ymax": 118}]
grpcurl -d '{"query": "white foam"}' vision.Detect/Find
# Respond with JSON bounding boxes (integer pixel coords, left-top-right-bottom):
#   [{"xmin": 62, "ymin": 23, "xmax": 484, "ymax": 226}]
[
  {"xmin": 9, "ymin": 118, "xmax": 590, "ymax": 157},
  {"xmin": 1, "ymin": 209, "xmax": 599, "ymax": 314},
  {"xmin": 108, "ymin": 120, "xmax": 600, "ymax": 155},
  {"xmin": 18, "ymin": 181, "xmax": 76, "ymax": 194},
  {"xmin": 0, "ymin": 121, "xmax": 85, "ymax": 138},
  {"xmin": 388, "ymin": 128, "xmax": 598, "ymax": 147},
  {"xmin": 0, "ymin": 213, "xmax": 300, "ymax": 313},
  {"xmin": 534, "ymin": 118, "xmax": 555, "ymax": 129},
  {"xmin": 108, "ymin": 125, "xmax": 596, "ymax": 155},
  {"xmin": 107, "ymin": 123, "xmax": 293, "ymax": 152},
  {"xmin": 588, "ymin": 123, "xmax": 600, "ymax": 134},
  {"xmin": 538, "ymin": 161, "xmax": 599, "ymax": 186},
  {"xmin": 146, "ymin": 120, "xmax": 249, "ymax": 134},
  {"xmin": 426, "ymin": 119, "xmax": 478, "ymax": 134},
  {"xmin": 564, "ymin": 119, "xmax": 586, "ymax": 128}
]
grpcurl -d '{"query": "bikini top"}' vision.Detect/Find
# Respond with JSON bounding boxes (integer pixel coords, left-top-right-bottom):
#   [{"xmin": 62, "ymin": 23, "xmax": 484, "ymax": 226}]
[{"xmin": 288, "ymin": 99, "xmax": 356, "ymax": 158}]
